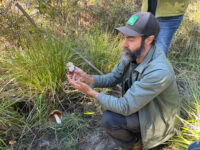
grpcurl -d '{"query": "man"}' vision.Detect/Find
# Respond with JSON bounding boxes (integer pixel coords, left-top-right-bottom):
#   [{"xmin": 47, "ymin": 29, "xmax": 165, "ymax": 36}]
[
  {"xmin": 68, "ymin": 12, "xmax": 180, "ymax": 150},
  {"xmin": 141, "ymin": 0, "xmax": 190, "ymax": 56}
]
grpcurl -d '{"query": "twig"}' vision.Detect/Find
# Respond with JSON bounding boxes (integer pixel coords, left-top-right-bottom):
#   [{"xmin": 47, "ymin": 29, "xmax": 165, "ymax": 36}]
[
  {"xmin": 15, "ymin": 2, "xmax": 103, "ymax": 75},
  {"xmin": 15, "ymin": 2, "xmax": 45, "ymax": 32}
]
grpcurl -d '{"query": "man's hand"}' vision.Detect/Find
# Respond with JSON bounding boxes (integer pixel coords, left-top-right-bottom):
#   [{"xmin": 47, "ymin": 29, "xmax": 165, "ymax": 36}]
[
  {"xmin": 68, "ymin": 66, "xmax": 94, "ymax": 84},
  {"xmin": 67, "ymin": 73, "xmax": 98, "ymax": 99}
]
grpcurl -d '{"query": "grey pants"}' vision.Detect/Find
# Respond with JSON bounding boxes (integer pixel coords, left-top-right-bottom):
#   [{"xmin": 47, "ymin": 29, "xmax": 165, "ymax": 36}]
[{"xmin": 101, "ymin": 111, "xmax": 141, "ymax": 149}]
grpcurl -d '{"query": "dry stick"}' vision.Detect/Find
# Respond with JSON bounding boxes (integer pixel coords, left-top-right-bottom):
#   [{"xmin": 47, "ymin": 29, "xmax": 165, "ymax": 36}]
[
  {"xmin": 15, "ymin": 2, "xmax": 103, "ymax": 75},
  {"xmin": 15, "ymin": 3, "xmax": 42, "ymax": 31}
]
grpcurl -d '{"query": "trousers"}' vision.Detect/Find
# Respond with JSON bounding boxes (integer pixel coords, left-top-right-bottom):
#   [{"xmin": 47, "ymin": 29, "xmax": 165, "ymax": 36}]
[
  {"xmin": 156, "ymin": 15, "xmax": 184, "ymax": 56},
  {"xmin": 101, "ymin": 111, "xmax": 141, "ymax": 149}
]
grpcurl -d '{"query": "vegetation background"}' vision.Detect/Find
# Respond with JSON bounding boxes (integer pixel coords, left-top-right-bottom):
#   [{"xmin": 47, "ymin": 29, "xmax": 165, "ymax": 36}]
[{"xmin": 0, "ymin": 0, "xmax": 199, "ymax": 149}]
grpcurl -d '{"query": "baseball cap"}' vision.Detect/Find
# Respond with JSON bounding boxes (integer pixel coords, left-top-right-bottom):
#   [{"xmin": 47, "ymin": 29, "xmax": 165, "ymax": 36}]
[{"xmin": 116, "ymin": 12, "xmax": 160, "ymax": 38}]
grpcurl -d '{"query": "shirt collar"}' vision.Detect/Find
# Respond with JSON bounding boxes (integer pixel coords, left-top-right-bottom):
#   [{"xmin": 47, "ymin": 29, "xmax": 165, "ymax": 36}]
[{"xmin": 135, "ymin": 45, "xmax": 156, "ymax": 73}]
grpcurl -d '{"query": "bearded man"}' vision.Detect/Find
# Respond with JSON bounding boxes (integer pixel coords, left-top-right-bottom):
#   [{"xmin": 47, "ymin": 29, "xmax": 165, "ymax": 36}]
[{"xmin": 67, "ymin": 12, "xmax": 180, "ymax": 150}]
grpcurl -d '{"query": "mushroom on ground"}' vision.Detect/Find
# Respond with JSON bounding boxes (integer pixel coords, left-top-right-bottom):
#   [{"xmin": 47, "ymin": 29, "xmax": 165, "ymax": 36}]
[
  {"xmin": 48, "ymin": 110, "xmax": 63, "ymax": 124},
  {"xmin": 66, "ymin": 62, "xmax": 75, "ymax": 72},
  {"xmin": 9, "ymin": 140, "xmax": 16, "ymax": 150}
]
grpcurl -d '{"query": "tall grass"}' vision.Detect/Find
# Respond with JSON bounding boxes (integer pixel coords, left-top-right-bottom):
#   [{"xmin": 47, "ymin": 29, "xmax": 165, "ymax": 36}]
[
  {"xmin": 77, "ymin": 29, "xmax": 122, "ymax": 74},
  {"xmin": 0, "ymin": 33, "xmax": 84, "ymax": 148},
  {"xmin": 171, "ymin": 54, "xmax": 200, "ymax": 149},
  {"xmin": 172, "ymin": 78, "xmax": 200, "ymax": 149},
  {"xmin": 0, "ymin": 98, "xmax": 25, "ymax": 149},
  {"xmin": 170, "ymin": 1, "xmax": 200, "ymax": 148},
  {"xmin": 2, "ymin": 34, "xmax": 73, "ymax": 94}
]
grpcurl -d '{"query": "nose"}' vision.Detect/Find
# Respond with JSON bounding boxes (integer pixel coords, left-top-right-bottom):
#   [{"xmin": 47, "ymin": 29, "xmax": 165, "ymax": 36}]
[{"xmin": 123, "ymin": 39, "xmax": 128, "ymax": 48}]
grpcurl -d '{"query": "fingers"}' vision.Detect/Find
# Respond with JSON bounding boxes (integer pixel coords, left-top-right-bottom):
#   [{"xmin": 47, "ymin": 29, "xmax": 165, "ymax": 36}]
[
  {"xmin": 74, "ymin": 67, "xmax": 86, "ymax": 76},
  {"xmin": 74, "ymin": 66, "xmax": 83, "ymax": 73},
  {"xmin": 67, "ymin": 74, "xmax": 78, "ymax": 88},
  {"xmin": 68, "ymin": 72, "xmax": 73, "ymax": 79},
  {"xmin": 67, "ymin": 73, "xmax": 90, "ymax": 91},
  {"xmin": 67, "ymin": 66, "xmax": 89, "ymax": 92},
  {"xmin": 67, "ymin": 70, "xmax": 81, "ymax": 81},
  {"xmin": 68, "ymin": 73, "xmax": 83, "ymax": 87}
]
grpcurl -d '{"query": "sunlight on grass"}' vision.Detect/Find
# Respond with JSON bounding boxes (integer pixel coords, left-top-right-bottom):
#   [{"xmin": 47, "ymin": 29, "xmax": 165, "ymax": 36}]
[
  {"xmin": 172, "ymin": 102, "xmax": 200, "ymax": 149},
  {"xmin": 171, "ymin": 70, "xmax": 200, "ymax": 149},
  {"xmin": 187, "ymin": 0, "xmax": 200, "ymax": 24}
]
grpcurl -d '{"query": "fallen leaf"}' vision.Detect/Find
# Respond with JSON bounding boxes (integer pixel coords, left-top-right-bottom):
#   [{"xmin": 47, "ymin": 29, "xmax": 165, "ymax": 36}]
[{"xmin": 84, "ymin": 112, "xmax": 95, "ymax": 115}]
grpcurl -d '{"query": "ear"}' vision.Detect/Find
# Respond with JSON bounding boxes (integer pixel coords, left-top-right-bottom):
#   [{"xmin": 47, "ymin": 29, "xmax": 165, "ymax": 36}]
[{"xmin": 145, "ymin": 35, "xmax": 155, "ymax": 45}]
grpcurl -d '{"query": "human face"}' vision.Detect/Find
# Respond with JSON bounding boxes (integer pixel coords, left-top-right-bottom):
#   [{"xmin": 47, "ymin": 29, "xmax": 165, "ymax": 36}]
[{"xmin": 122, "ymin": 35, "xmax": 145, "ymax": 62}]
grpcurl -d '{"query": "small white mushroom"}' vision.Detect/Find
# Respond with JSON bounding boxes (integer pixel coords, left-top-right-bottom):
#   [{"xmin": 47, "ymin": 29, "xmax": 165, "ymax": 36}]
[
  {"xmin": 67, "ymin": 62, "xmax": 75, "ymax": 72},
  {"xmin": 48, "ymin": 110, "xmax": 62, "ymax": 124}
]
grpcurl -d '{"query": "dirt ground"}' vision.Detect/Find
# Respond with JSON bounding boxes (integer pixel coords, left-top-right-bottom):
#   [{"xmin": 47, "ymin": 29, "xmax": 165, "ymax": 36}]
[{"xmin": 80, "ymin": 126, "xmax": 118, "ymax": 150}]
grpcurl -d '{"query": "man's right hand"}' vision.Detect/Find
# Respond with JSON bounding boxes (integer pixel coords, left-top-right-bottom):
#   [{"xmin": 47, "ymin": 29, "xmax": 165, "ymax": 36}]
[{"xmin": 68, "ymin": 67, "xmax": 94, "ymax": 85}]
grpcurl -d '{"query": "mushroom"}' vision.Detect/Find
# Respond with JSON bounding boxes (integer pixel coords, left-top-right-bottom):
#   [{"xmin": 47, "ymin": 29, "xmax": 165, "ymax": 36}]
[
  {"xmin": 66, "ymin": 62, "xmax": 75, "ymax": 72},
  {"xmin": 48, "ymin": 110, "xmax": 62, "ymax": 124},
  {"xmin": 9, "ymin": 140, "xmax": 16, "ymax": 150}
]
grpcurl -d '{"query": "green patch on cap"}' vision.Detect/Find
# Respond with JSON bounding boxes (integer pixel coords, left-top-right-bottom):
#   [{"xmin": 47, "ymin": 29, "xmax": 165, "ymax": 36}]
[{"xmin": 127, "ymin": 15, "xmax": 138, "ymax": 26}]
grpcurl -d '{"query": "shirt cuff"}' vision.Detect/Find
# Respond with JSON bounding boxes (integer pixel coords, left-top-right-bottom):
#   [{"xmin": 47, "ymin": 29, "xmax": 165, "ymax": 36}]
[
  {"xmin": 97, "ymin": 93, "xmax": 108, "ymax": 111},
  {"xmin": 88, "ymin": 84, "xmax": 94, "ymax": 89}
]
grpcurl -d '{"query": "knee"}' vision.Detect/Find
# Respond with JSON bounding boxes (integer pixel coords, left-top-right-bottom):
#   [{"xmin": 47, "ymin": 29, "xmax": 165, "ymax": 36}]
[{"xmin": 101, "ymin": 111, "xmax": 116, "ymax": 129}]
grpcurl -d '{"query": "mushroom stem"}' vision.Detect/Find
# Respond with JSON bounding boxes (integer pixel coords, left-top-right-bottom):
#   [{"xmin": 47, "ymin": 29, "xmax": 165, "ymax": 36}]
[{"xmin": 54, "ymin": 114, "xmax": 61, "ymax": 124}]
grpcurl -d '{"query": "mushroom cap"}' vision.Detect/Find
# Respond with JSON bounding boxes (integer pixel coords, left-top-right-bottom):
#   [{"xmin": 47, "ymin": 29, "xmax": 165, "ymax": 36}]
[
  {"xmin": 67, "ymin": 62, "xmax": 73, "ymax": 67},
  {"xmin": 66, "ymin": 62, "xmax": 75, "ymax": 72},
  {"xmin": 48, "ymin": 110, "xmax": 62, "ymax": 121},
  {"xmin": 9, "ymin": 140, "xmax": 16, "ymax": 145}
]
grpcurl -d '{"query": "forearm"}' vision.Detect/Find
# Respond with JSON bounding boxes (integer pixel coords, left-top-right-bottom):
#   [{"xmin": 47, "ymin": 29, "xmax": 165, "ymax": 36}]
[
  {"xmin": 92, "ymin": 60, "xmax": 127, "ymax": 87},
  {"xmin": 92, "ymin": 73, "xmax": 121, "ymax": 88}
]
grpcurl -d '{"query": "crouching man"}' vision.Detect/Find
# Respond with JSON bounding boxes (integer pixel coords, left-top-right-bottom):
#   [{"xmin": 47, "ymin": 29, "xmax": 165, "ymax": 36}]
[{"xmin": 67, "ymin": 12, "xmax": 180, "ymax": 150}]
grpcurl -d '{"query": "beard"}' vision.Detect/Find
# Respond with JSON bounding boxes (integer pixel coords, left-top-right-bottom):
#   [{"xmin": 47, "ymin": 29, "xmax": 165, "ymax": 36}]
[{"xmin": 121, "ymin": 40, "xmax": 145, "ymax": 63}]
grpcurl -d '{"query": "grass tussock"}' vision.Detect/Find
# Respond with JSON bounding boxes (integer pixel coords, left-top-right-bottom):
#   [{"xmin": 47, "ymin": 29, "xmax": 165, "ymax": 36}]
[
  {"xmin": 0, "ymin": 98, "xmax": 25, "ymax": 148},
  {"xmin": 77, "ymin": 30, "xmax": 122, "ymax": 73},
  {"xmin": 2, "ymin": 34, "xmax": 73, "ymax": 94},
  {"xmin": 172, "ymin": 79, "xmax": 200, "ymax": 149},
  {"xmin": 169, "ymin": 0, "xmax": 200, "ymax": 148}
]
